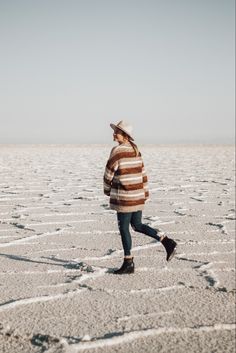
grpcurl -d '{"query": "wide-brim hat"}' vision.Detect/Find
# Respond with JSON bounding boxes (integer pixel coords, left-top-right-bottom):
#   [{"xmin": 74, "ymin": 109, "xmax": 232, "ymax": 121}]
[{"xmin": 110, "ymin": 120, "xmax": 134, "ymax": 141}]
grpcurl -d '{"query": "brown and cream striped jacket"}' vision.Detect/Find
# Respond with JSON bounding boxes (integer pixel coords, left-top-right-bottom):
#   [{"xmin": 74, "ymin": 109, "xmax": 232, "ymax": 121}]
[{"xmin": 103, "ymin": 142, "xmax": 149, "ymax": 212}]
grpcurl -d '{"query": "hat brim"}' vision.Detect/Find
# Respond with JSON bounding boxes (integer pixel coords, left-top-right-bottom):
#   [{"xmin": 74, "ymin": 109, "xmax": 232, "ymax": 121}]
[{"xmin": 110, "ymin": 123, "xmax": 134, "ymax": 141}]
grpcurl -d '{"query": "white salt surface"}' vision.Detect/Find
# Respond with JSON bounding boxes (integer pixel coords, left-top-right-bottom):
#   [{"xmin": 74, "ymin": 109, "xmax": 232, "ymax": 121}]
[{"xmin": 0, "ymin": 144, "xmax": 235, "ymax": 353}]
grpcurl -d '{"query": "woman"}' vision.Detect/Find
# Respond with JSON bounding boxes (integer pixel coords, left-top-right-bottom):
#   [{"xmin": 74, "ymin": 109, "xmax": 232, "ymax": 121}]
[{"xmin": 103, "ymin": 120, "xmax": 177, "ymax": 274}]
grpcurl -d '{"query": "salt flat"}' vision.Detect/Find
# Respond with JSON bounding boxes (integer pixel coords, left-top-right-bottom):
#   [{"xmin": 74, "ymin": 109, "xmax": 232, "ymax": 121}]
[{"xmin": 0, "ymin": 144, "xmax": 235, "ymax": 353}]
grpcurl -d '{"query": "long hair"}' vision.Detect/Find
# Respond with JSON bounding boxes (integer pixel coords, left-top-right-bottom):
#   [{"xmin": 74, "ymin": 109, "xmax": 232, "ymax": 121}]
[
  {"xmin": 128, "ymin": 138, "xmax": 139, "ymax": 157},
  {"xmin": 116, "ymin": 128, "xmax": 140, "ymax": 156}
]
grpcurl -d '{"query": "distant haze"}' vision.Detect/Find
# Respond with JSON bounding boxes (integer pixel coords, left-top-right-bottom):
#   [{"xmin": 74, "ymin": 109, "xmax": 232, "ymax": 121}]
[{"xmin": 0, "ymin": 0, "xmax": 235, "ymax": 144}]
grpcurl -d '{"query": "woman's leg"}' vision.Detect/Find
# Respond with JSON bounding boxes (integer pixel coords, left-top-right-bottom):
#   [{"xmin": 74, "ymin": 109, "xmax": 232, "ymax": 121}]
[
  {"xmin": 131, "ymin": 211, "xmax": 177, "ymax": 261},
  {"xmin": 117, "ymin": 212, "xmax": 133, "ymax": 256},
  {"xmin": 131, "ymin": 211, "xmax": 160, "ymax": 241}
]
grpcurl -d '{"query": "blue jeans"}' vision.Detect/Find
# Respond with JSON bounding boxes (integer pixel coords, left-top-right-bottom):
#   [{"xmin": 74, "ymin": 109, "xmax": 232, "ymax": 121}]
[{"xmin": 117, "ymin": 211, "xmax": 160, "ymax": 256}]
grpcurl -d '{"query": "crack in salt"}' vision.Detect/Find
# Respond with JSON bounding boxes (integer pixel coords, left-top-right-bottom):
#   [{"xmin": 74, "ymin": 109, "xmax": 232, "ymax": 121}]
[
  {"xmin": 206, "ymin": 222, "xmax": 228, "ymax": 234},
  {"xmin": 0, "ymin": 227, "xmax": 69, "ymax": 248},
  {"xmin": 65, "ymin": 323, "xmax": 236, "ymax": 352},
  {"xmin": 0, "ymin": 268, "xmax": 107, "ymax": 312}
]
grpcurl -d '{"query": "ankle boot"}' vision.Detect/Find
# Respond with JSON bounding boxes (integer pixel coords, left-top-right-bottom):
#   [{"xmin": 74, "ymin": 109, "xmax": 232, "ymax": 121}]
[
  {"xmin": 113, "ymin": 257, "xmax": 135, "ymax": 274},
  {"xmin": 161, "ymin": 236, "xmax": 177, "ymax": 261}
]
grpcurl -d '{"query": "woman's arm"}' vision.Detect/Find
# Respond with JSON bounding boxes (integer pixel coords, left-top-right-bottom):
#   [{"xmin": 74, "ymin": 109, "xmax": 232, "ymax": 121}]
[
  {"xmin": 103, "ymin": 147, "xmax": 119, "ymax": 196},
  {"xmin": 142, "ymin": 161, "xmax": 149, "ymax": 200}
]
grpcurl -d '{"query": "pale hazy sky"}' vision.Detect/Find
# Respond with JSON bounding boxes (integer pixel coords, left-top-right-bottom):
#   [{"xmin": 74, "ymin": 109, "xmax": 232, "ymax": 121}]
[{"xmin": 0, "ymin": 0, "xmax": 235, "ymax": 144}]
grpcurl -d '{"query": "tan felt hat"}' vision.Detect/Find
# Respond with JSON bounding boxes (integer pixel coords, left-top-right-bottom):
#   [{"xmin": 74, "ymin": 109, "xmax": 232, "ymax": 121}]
[{"xmin": 110, "ymin": 120, "xmax": 134, "ymax": 141}]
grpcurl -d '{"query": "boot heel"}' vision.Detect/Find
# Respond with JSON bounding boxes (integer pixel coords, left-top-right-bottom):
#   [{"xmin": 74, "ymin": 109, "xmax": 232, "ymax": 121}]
[{"xmin": 167, "ymin": 247, "xmax": 177, "ymax": 262}]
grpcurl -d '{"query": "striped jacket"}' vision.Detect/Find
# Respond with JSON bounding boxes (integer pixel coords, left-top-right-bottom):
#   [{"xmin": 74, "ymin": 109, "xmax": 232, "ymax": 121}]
[{"xmin": 103, "ymin": 142, "xmax": 149, "ymax": 212}]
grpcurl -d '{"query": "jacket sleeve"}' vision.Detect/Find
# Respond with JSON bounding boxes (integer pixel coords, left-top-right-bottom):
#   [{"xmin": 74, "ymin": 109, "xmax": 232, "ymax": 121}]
[
  {"xmin": 142, "ymin": 160, "xmax": 149, "ymax": 200},
  {"xmin": 103, "ymin": 147, "xmax": 119, "ymax": 196}
]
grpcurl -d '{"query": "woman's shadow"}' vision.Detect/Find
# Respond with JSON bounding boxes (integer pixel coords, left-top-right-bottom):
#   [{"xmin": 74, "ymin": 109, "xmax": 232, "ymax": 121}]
[{"xmin": 0, "ymin": 253, "xmax": 115, "ymax": 272}]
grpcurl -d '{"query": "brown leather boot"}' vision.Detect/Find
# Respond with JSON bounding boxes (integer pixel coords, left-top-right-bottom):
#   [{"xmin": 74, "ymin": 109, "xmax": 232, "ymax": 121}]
[
  {"xmin": 161, "ymin": 236, "xmax": 177, "ymax": 261},
  {"xmin": 113, "ymin": 257, "xmax": 135, "ymax": 274}
]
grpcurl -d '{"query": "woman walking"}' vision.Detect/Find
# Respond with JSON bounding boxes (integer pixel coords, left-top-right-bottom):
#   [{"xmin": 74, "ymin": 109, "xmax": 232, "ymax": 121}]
[{"xmin": 103, "ymin": 120, "xmax": 177, "ymax": 274}]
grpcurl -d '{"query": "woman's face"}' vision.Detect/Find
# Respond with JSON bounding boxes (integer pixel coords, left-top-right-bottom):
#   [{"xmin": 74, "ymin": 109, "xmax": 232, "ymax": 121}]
[{"xmin": 113, "ymin": 129, "xmax": 128, "ymax": 144}]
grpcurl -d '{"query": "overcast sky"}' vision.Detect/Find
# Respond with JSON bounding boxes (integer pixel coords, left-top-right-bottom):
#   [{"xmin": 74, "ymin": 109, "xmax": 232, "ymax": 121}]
[{"xmin": 0, "ymin": 0, "xmax": 235, "ymax": 144}]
